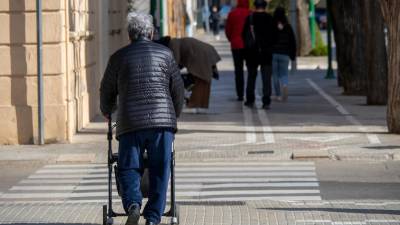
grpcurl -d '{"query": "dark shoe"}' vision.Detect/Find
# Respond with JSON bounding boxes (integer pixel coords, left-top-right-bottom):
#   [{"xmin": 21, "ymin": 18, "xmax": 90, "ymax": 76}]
[
  {"xmin": 262, "ymin": 104, "xmax": 270, "ymax": 110},
  {"xmin": 244, "ymin": 101, "xmax": 254, "ymax": 107},
  {"xmin": 237, "ymin": 96, "xmax": 243, "ymax": 101},
  {"xmin": 125, "ymin": 204, "xmax": 140, "ymax": 225},
  {"xmin": 145, "ymin": 220, "xmax": 158, "ymax": 225}
]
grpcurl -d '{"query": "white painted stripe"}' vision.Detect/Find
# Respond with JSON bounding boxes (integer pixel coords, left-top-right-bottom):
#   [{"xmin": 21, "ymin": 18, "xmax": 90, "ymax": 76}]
[
  {"xmin": 36, "ymin": 169, "xmax": 108, "ymax": 174},
  {"xmin": 296, "ymin": 220, "xmax": 331, "ymax": 223},
  {"xmin": 196, "ymin": 189, "xmax": 320, "ymax": 196},
  {"xmin": 10, "ymin": 185, "xmax": 116, "ymax": 191},
  {"xmin": 202, "ymin": 196, "xmax": 322, "ymax": 201},
  {"xmin": 175, "ymin": 177, "xmax": 319, "ymax": 183},
  {"xmin": 176, "ymin": 172, "xmax": 317, "ymax": 177},
  {"xmin": 10, "ymin": 186, "xmax": 77, "ymax": 191},
  {"xmin": 28, "ymin": 171, "xmax": 316, "ymax": 179},
  {"xmin": 197, "ymin": 182, "xmax": 320, "ymax": 188},
  {"xmin": 28, "ymin": 174, "xmax": 113, "ymax": 179},
  {"xmin": 19, "ymin": 177, "xmax": 318, "ymax": 184},
  {"xmin": 306, "ymin": 78, "xmax": 381, "ymax": 144},
  {"xmin": 20, "ymin": 179, "xmax": 87, "ymax": 184},
  {"xmin": 10, "ymin": 182, "xmax": 319, "ymax": 191},
  {"xmin": 366, "ymin": 220, "xmax": 400, "ymax": 223},
  {"xmin": 176, "ymin": 162, "xmax": 315, "ymax": 166},
  {"xmin": 36, "ymin": 166, "xmax": 316, "ymax": 174},
  {"xmin": 243, "ymin": 106, "xmax": 257, "ymax": 143},
  {"xmin": 176, "ymin": 167, "xmax": 315, "ymax": 172},
  {"xmin": 257, "ymin": 109, "xmax": 275, "ymax": 143},
  {"xmin": 44, "ymin": 164, "xmax": 105, "ymax": 169},
  {"xmin": 43, "ymin": 161, "xmax": 315, "ymax": 167}
]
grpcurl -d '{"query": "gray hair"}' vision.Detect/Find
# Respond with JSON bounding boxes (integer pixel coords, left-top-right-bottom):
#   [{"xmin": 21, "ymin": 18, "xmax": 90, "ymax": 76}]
[{"xmin": 126, "ymin": 12, "xmax": 154, "ymax": 41}]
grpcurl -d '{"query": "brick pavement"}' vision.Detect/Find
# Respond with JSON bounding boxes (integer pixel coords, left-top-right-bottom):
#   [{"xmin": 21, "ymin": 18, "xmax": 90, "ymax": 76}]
[{"xmin": 0, "ymin": 201, "xmax": 399, "ymax": 225}]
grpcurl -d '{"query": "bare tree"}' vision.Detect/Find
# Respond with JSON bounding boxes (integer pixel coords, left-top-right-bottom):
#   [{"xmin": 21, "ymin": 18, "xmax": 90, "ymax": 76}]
[
  {"xmin": 330, "ymin": 0, "xmax": 367, "ymax": 95},
  {"xmin": 380, "ymin": 0, "xmax": 400, "ymax": 133},
  {"xmin": 363, "ymin": 0, "xmax": 388, "ymax": 105},
  {"xmin": 296, "ymin": 0, "xmax": 312, "ymax": 56}
]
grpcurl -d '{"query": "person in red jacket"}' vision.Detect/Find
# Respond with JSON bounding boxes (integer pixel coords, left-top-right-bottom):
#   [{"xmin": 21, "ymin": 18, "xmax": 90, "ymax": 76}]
[{"xmin": 225, "ymin": 0, "xmax": 251, "ymax": 101}]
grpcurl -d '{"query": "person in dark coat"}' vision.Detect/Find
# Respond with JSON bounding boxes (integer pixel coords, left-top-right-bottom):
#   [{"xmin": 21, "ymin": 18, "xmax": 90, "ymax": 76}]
[
  {"xmin": 225, "ymin": 0, "xmax": 251, "ymax": 101},
  {"xmin": 272, "ymin": 7, "xmax": 297, "ymax": 101},
  {"xmin": 100, "ymin": 12, "xmax": 184, "ymax": 225},
  {"xmin": 210, "ymin": 5, "xmax": 221, "ymax": 40},
  {"xmin": 155, "ymin": 36, "xmax": 221, "ymax": 113},
  {"xmin": 242, "ymin": 0, "xmax": 276, "ymax": 109}
]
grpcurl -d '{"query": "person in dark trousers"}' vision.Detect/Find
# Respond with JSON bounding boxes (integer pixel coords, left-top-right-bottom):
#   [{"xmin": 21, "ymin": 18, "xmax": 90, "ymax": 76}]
[
  {"xmin": 225, "ymin": 0, "xmax": 251, "ymax": 101},
  {"xmin": 210, "ymin": 5, "xmax": 221, "ymax": 40},
  {"xmin": 100, "ymin": 12, "xmax": 184, "ymax": 225},
  {"xmin": 272, "ymin": 7, "xmax": 296, "ymax": 102},
  {"xmin": 242, "ymin": 0, "xmax": 275, "ymax": 109}
]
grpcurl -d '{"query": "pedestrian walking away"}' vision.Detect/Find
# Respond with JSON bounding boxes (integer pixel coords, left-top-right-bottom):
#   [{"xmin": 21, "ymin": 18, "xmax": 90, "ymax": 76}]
[
  {"xmin": 100, "ymin": 12, "xmax": 184, "ymax": 225},
  {"xmin": 272, "ymin": 7, "xmax": 296, "ymax": 102},
  {"xmin": 242, "ymin": 0, "xmax": 276, "ymax": 109},
  {"xmin": 155, "ymin": 36, "xmax": 221, "ymax": 114},
  {"xmin": 225, "ymin": 0, "xmax": 251, "ymax": 101},
  {"xmin": 210, "ymin": 5, "xmax": 221, "ymax": 40}
]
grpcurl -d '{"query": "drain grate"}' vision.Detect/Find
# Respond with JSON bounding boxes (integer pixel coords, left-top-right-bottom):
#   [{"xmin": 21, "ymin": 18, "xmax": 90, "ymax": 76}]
[
  {"xmin": 248, "ymin": 150, "xmax": 274, "ymax": 155},
  {"xmin": 363, "ymin": 145, "xmax": 400, "ymax": 150},
  {"xmin": 178, "ymin": 201, "xmax": 246, "ymax": 206}
]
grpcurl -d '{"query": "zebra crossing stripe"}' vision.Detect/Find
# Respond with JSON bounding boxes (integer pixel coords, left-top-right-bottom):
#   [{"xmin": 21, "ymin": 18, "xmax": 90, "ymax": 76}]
[
  {"xmin": 29, "ymin": 171, "xmax": 317, "ymax": 179},
  {"xmin": 19, "ymin": 177, "xmax": 318, "ymax": 184},
  {"xmin": 36, "ymin": 166, "xmax": 316, "ymax": 174},
  {"xmin": 2, "ymin": 162, "xmax": 321, "ymax": 202},
  {"xmin": 42, "ymin": 161, "xmax": 315, "ymax": 167},
  {"xmin": 11, "ymin": 182, "xmax": 319, "ymax": 191},
  {"xmin": 176, "ymin": 162, "xmax": 315, "ymax": 166}
]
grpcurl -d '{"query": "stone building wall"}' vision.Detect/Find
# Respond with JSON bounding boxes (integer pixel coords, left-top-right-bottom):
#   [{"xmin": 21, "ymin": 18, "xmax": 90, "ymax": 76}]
[
  {"xmin": 0, "ymin": 0, "xmax": 67, "ymax": 144},
  {"xmin": 0, "ymin": 0, "xmax": 128, "ymax": 144}
]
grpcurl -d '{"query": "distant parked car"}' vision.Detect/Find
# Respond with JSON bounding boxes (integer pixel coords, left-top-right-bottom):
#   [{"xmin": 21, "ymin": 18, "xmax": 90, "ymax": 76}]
[
  {"xmin": 315, "ymin": 9, "xmax": 327, "ymax": 29},
  {"xmin": 219, "ymin": 4, "xmax": 232, "ymax": 27}
]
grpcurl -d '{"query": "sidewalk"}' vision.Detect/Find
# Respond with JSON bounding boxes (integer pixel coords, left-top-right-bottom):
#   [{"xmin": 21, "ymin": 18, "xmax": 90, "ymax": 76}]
[
  {"xmin": 0, "ymin": 35, "xmax": 399, "ymax": 164},
  {"xmin": 0, "ymin": 200, "xmax": 399, "ymax": 225}
]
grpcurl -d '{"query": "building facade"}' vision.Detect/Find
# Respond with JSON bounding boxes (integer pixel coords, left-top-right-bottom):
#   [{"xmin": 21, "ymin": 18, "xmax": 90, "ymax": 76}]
[{"xmin": 0, "ymin": 0, "xmax": 189, "ymax": 145}]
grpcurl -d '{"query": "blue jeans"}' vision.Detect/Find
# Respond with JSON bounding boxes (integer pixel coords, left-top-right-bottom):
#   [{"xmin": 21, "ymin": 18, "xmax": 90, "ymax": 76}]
[
  {"xmin": 118, "ymin": 128, "xmax": 174, "ymax": 224},
  {"xmin": 272, "ymin": 54, "xmax": 290, "ymax": 96}
]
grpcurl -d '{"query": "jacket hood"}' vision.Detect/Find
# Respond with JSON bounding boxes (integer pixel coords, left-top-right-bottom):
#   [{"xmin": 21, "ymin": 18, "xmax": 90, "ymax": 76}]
[{"xmin": 237, "ymin": 0, "xmax": 249, "ymax": 8}]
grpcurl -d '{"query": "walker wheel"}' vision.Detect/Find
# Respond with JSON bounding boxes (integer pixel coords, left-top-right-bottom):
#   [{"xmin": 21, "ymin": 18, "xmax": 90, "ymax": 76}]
[
  {"xmin": 102, "ymin": 205, "xmax": 107, "ymax": 225},
  {"xmin": 103, "ymin": 204, "xmax": 113, "ymax": 225},
  {"xmin": 107, "ymin": 217, "xmax": 114, "ymax": 225},
  {"xmin": 171, "ymin": 206, "xmax": 180, "ymax": 225}
]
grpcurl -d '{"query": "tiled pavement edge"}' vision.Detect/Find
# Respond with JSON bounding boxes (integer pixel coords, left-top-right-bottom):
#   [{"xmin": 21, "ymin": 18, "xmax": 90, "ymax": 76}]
[{"xmin": 0, "ymin": 201, "xmax": 399, "ymax": 225}]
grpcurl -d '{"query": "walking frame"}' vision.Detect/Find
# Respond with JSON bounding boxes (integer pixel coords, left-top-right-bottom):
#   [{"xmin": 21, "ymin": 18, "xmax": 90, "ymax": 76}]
[{"xmin": 103, "ymin": 115, "xmax": 179, "ymax": 225}]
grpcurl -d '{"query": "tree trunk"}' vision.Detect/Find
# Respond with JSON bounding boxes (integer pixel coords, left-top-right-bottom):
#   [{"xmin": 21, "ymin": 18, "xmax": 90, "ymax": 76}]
[
  {"xmin": 363, "ymin": 0, "xmax": 388, "ymax": 105},
  {"xmin": 330, "ymin": 0, "xmax": 367, "ymax": 95},
  {"xmin": 296, "ymin": 0, "xmax": 312, "ymax": 56},
  {"xmin": 380, "ymin": 0, "xmax": 400, "ymax": 133}
]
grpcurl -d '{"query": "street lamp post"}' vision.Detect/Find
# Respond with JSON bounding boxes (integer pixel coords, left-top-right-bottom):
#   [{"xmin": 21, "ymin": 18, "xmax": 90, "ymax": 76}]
[
  {"xmin": 36, "ymin": 0, "xmax": 44, "ymax": 145},
  {"xmin": 325, "ymin": 0, "xmax": 335, "ymax": 79},
  {"xmin": 290, "ymin": 0, "xmax": 297, "ymax": 73},
  {"xmin": 309, "ymin": 0, "xmax": 316, "ymax": 49}
]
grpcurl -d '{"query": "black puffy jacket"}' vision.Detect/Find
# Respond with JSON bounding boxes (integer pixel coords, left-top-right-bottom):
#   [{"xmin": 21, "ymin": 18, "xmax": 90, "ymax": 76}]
[{"xmin": 100, "ymin": 39, "xmax": 184, "ymax": 137}]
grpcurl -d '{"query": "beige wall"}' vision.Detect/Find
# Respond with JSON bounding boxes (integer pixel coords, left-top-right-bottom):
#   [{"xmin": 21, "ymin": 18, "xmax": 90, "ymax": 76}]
[{"xmin": 0, "ymin": 0, "xmax": 128, "ymax": 144}]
